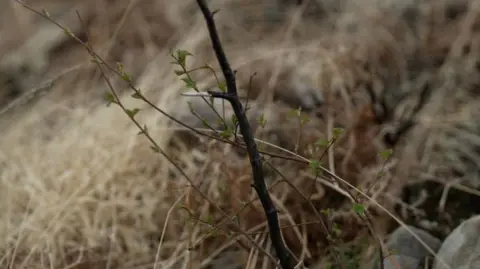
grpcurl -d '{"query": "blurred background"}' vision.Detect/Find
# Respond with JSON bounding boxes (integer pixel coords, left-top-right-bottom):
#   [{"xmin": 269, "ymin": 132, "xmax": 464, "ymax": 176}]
[{"xmin": 1, "ymin": 0, "xmax": 480, "ymax": 268}]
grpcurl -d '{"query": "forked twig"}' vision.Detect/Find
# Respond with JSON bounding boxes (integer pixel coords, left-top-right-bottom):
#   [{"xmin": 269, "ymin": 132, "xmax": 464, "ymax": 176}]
[{"xmin": 194, "ymin": 0, "xmax": 296, "ymax": 268}]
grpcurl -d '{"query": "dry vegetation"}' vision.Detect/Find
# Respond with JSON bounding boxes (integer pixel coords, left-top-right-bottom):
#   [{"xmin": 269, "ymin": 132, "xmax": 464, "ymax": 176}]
[{"xmin": 1, "ymin": 0, "xmax": 480, "ymax": 268}]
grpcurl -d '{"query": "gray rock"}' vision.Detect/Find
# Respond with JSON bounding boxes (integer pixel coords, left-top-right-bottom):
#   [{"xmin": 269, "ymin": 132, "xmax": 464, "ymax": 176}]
[
  {"xmin": 383, "ymin": 255, "xmax": 420, "ymax": 269},
  {"xmin": 433, "ymin": 215, "xmax": 480, "ymax": 269},
  {"xmin": 376, "ymin": 225, "xmax": 442, "ymax": 269},
  {"xmin": 281, "ymin": 73, "xmax": 324, "ymax": 111}
]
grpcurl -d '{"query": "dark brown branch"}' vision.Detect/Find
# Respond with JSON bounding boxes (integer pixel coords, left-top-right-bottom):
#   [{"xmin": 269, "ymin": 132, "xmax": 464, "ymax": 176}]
[{"xmin": 195, "ymin": 0, "xmax": 296, "ymax": 268}]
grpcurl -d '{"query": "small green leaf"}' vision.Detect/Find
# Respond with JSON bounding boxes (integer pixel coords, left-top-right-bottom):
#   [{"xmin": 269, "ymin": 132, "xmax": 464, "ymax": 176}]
[
  {"xmin": 352, "ymin": 203, "xmax": 365, "ymax": 216},
  {"xmin": 332, "ymin": 222, "xmax": 342, "ymax": 237},
  {"xmin": 42, "ymin": 9, "xmax": 51, "ymax": 18},
  {"xmin": 201, "ymin": 119, "xmax": 210, "ymax": 128},
  {"xmin": 295, "ymin": 107, "xmax": 303, "ymax": 117},
  {"xmin": 104, "ymin": 92, "xmax": 116, "ymax": 106},
  {"xmin": 390, "ymin": 249, "xmax": 400, "ymax": 255},
  {"xmin": 150, "ymin": 145, "xmax": 160, "ymax": 153},
  {"xmin": 116, "ymin": 62, "xmax": 124, "ymax": 72},
  {"xmin": 300, "ymin": 114, "xmax": 310, "ymax": 125},
  {"xmin": 116, "ymin": 63, "xmax": 131, "ymax": 82},
  {"xmin": 176, "ymin": 49, "xmax": 193, "ymax": 66},
  {"xmin": 257, "ymin": 113, "xmax": 266, "ymax": 128},
  {"xmin": 333, "ymin": 127, "xmax": 344, "ymax": 139},
  {"xmin": 218, "ymin": 80, "xmax": 227, "ymax": 92},
  {"xmin": 320, "ymin": 208, "xmax": 330, "ymax": 216},
  {"xmin": 63, "ymin": 27, "xmax": 73, "ymax": 37},
  {"xmin": 288, "ymin": 107, "xmax": 303, "ymax": 118},
  {"xmin": 205, "ymin": 215, "xmax": 214, "ymax": 225},
  {"xmin": 220, "ymin": 128, "xmax": 233, "ymax": 139},
  {"xmin": 231, "ymin": 114, "xmax": 238, "ymax": 126},
  {"xmin": 309, "ymin": 160, "xmax": 320, "ymax": 168},
  {"xmin": 131, "ymin": 92, "xmax": 142, "ymax": 99},
  {"xmin": 309, "ymin": 160, "xmax": 323, "ymax": 174},
  {"xmin": 216, "ymin": 116, "xmax": 224, "ymax": 127},
  {"xmin": 209, "ymin": 228, "xmax": 219, "ymax": 237},
  {"xmin": 379, "ymin": 148, "xmax": 393, "ymax": 160},
  {"xmin": 181, "ymin": 77, "xmax": 196, "ymax": 89},
  {"xmin": 177, "ymin": 49, "xmax": 193, "ymax": 59},
  {"xmin": 324, "ymin": 262, "xmax": 333, "ymax": 269},
  {"xmin": 90, "ymin": 56, "xmax": 101, "ymax": 64},
  {"xmin": 126, "ymin": 108, "xmax": 140, "ymax": 118},
  {"xmin": 376, "ymin": 170, "xmax": 386, "ymax": 179},
  {"xmin": 121, "ymin": 72, "xmax": 131, "ymax": 82},
  {"xmin": 218, "ymin": 180, "xmax": 226, "ymax": 192},
  {"xmin": 315, "ymin": 138, "xmax": 330, "ymax": 147}
]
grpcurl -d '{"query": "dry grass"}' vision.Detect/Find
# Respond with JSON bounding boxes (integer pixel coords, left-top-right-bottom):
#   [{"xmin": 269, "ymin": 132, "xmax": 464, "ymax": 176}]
[{"xmin": 1, "ymin": 0, "xmax": 480, "ymax": 268}]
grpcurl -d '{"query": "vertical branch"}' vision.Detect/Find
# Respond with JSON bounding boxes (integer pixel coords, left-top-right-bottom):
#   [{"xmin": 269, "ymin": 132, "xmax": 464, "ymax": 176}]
[{"xmin": 195, "ymin": 0, "xmax": 296, "ymax": 268}]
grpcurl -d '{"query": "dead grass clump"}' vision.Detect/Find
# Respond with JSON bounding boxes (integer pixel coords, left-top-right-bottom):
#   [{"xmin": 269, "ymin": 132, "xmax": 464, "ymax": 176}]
[{"xmin": 0, "ymin": 97, "xmax": 190, "ymax": 268}]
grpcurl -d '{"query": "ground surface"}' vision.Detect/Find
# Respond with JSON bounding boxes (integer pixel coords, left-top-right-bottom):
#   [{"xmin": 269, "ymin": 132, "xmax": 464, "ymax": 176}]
[{"xmin": 1, "ymin": 0, "xmax": 480, "ymax": 268}]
